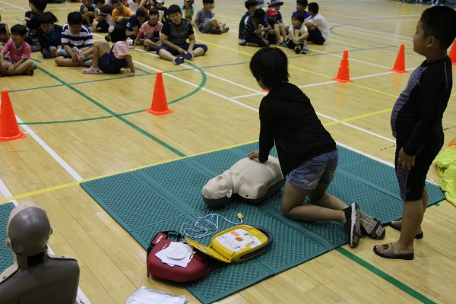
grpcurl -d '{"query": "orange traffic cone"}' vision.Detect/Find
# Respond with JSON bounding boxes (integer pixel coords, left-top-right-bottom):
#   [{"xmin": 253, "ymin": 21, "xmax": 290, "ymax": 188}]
[
  {"xmin": 390, "ymin": 44, "xmax": 407, "ymax": 73},
  {"xmin": 449, "ymin": 39, "xmax": 456, "ymax": 65},
  {"xmin": 333, "ymin": 50, "xmax": 353, "ymax": 83},
  {"xmin": 146, "ymin": 72, "xmax": 173, "ymax": 116},
  {"xmin": 0, "ymin": 90, "xmax": 26, "ymax": 142}
]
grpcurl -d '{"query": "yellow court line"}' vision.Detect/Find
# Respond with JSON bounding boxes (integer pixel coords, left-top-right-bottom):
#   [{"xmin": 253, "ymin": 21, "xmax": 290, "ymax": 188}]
[
  {"xmin": 0, "ymin": 140, "xmax": 259, "ymax": 204},
  {"xmin": 323, "ymin": 108, "xmax": 392, "ymax": 127}
]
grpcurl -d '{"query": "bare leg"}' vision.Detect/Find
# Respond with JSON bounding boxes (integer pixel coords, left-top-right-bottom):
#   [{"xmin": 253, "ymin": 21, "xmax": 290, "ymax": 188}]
[
  {"xmin": 90, "ymin": 40, "xmax": 111, "ymax": 68},
  {"xmin": 192, "ymin": 47, "xmax": 206, "ymax": 57},
  {"xmin": 11, "ymin": 59, "xmax": 33, "ymax": 74},
  {"xmin": 281, "ymin": 181, "xmax": 347, "ymax": 223},
  {"xmin": 158, "ymin": 48, "xmax": 178, "ymax": 62},
  {"xmin": 210, "ymin": 18, "xmax": 221, "ymax": 29},
  {"xmin": 279, "ymin": 23, "xmax": 287, "ymax": 41},
  {"xmin": 144, "ymin": 39, "xmax": 160, "ymax": 51},
  {"xmin": 273, "ymin": 23, "xmax": 282, "ymax": 43}
]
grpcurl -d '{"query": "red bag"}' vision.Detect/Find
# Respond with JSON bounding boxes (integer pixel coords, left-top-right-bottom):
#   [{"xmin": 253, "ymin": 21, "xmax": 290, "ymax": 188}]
[{"xmin": 146, "ymin": 231, "xmax": 212, "ymax": 283}]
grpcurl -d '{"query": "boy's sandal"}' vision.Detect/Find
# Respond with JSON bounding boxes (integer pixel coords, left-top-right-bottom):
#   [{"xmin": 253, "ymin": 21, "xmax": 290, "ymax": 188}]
[
  {"xmin": 222, "ymin": 27, "xmax": 230, "ymax": 33},
  {"xmin": 373, "ymin": 243, "xmax": 414, "ymax": 260},
  {"xmin": 83, "ymin": 67, "xmax": 100, "ymax": 74},
  {"xmin": 390, "ymin": 221, "xmax": 423, "ymax": 239}
]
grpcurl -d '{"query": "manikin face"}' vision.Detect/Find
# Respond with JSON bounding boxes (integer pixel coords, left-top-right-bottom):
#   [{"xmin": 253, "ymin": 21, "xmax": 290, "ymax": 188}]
[{"xmin": 202, "ymin": 172, "xmax": 234, "ymax": 199}]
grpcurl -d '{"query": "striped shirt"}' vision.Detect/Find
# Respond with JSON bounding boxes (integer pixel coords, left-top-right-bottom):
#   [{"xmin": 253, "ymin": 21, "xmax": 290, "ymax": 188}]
[{"xmin": 61, "ymin": 24, "xmax": 93, "ymax": 49}]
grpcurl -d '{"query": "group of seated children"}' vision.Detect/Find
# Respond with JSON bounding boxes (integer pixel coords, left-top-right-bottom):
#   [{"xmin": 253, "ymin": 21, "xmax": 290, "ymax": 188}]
[{"xmin": 239, "ymin": 0, "xmax": 328, "ymax": 55}]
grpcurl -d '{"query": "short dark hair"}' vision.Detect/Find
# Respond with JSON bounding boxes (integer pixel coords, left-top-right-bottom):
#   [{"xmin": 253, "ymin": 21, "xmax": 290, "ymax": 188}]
[
  {"xmin": 0, "ymin": 24, "xmax": 7, "ymax": 34},
  {"xmin": 149, "ymin": 8, "xmax": 159, "ymax": 15},
  {"xmin": 94, "ymin": 0, "xmax": 106, "ymax": 4},
  {"xmin": 67, "ymin": 11, "xmax": 83, "ymax": 25},
  {"xmin": 421, "ymin": 6, "xmax": 456, "ymax": 49},
  {"xmin": 136, "ymin": 7, "xmax": 147, "ymax": 18},
  {"xmin": 296, "ymin": 0, "xmax": 308, "ymax": 7},
  {"xmin": 39, "ymin": 12, "xmax": 58, "ymax": 25},
  {"xmin": 250, "ymin": 47, "xmax": 289, "ymax": 90},
  {"xmin": 245, "ymin": 0, "xmax": 258, "ymax": 9},
  {"xmin": 167, "ymin": 4, "xmax": 181, "ymax": 15},
  {"xmin": 253, "ymin": 8, "xmax": 265, "ymax": 21},
  {"xmin": 203, "ymin": 0, "xmax": 214, "ymax": 4},
  {"xmin": 111, "ymin": 0, "xmax": 121, "ymax": 4},
  {"xmin": 31, "ymin": 0, "xmax": 47, "ymax": 11},
  {"xmin": 293, "ymin": 12, "xmax": 305, "ymax": 23},
  {"xmin": 110, "ymin": 24, "xmax": 127, "ymax": 42},
  {"xmin": 10, "ymin": 24, "xmax": 27, "ymax": 37},
  {"xmin": 308, "ymin": 2, "xmax": 318, "ymax": 14}
]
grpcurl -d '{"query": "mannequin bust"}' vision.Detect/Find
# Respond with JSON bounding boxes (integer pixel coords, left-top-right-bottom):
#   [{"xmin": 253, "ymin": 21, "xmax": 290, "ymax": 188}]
[
  {"xmin": 202, "ymin": 156, "xmax": 285, "ymax": 208},
  {"xmin": 0, "ymin": 202, "xmax": 80, "ymax": 304}
]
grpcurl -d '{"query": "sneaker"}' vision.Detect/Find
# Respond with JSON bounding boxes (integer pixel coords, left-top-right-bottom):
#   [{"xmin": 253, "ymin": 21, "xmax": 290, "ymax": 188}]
[
  {"xmin": 83, "ymin": 66, "xmax": 100, "ymax": 74},
  {"xmin": 57, "ymin": 49, "xmax": 68, "ymax": 57},
  {"xmin": 83, "ymin": 60, "xmax": 92, "ymax": 67},
  {"xmin": 72, "ymin": 47, "xmax": 85, "ymax": 61},
  {"xmin": 22, "ymin": 67, "xmax": 34, "ymax": 76},
  {"xmin": 239, "ymin": 39, "xmax": 247, "ymax": 46},
  {"xmin": 294, "ymin": 45, "xmax": 301, "ymax": 54},
  {"xmin": 126, "ymin": 38, "xmax": 133, "ymax": 46},
  {"xmin": 173, "ymin": 56, "xmax": 184, "ymax": 65},
  {"xmin": 182, "ymin": 51, "xmax": 194, "ymax": 60},
  {"xmin": 222, "ymin": 27, "xmax": 230, "ymax": 33},
  {"xmin": 42, "ymin": 51, "xmax": 51, "ymax": 59},
  {"xmin": 105, "ymin": 35, "xmax": 111, "ymax": 42},
  {"xmin": 359, "ymin": 209, "xmax": 385, "ymax": 239},
  {"xmin": 301, "ymin": 45, "xmax": 309, "ymax": 54},
  {"xmin": 343, "ymin": 202, "xmax": 361, "ymax": 248}
]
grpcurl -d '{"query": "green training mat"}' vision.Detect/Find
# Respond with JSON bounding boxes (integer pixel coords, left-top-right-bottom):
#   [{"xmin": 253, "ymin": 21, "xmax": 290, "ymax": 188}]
[
  {"xmin": 79, "ymin": 143, "xmax": 445, "ymax": 304},
  {"xmin": 0, "ymin": 203, "xmax": 15, "ymax": 274}
]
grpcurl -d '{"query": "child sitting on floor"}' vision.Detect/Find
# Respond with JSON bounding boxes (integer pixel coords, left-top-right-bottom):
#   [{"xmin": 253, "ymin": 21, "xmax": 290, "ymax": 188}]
[
  {"xmin": 81, "ymin": 24, "xmax": 135, "ymax": 76},
  {"xmin": 285, "ymin": 12, "xmax": 309, "ymax": 54},
  {"xmin": 195, "ymin": 0, "xmax": 229, "ymax": 34},
  {"xmin": 132, "ymin": 8, "xmax": 162, "ymax": 51},
  {"xmin": 37, "ymin": 12, "xmax": 64, "ymax": 58},
  {"xmin": 0, "ymin": 23, "xmax": 10, "ymax": 52},
  {"xmin": 0, "ymin": 24, "xmax": 34, "ymax": 76}
]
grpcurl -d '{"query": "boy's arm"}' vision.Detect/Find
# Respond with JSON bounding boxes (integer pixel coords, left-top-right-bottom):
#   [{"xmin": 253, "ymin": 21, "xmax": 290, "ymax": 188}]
[
  {"xmin": 258, "ymin": 101, "xmax": 275, "ymax": 163},
  {"xmin": 160, "ymin": 33, "xmax": 184, "ymax": 53},
  {"xmin": 124, "ymin": 54, "xmax": 135, "ymax": 76}
]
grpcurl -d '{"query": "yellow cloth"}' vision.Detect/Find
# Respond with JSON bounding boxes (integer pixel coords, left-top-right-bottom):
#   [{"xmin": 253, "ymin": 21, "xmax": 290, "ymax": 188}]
[{"xmin": 435, "ymin": 139, "xmax": 456, "ymax": 206}]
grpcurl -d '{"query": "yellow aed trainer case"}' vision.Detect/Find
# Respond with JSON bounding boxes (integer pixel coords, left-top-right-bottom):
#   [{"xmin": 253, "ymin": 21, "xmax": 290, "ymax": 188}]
[{"xmin": 185, "ymin": 225, "xmax": 273, "ymax": 263}]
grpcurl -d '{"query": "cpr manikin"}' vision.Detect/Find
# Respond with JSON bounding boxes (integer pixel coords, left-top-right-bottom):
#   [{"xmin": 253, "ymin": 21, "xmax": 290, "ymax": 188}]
[
  {"xmin": 0, "ymin": 202, "xmax": 79, "ymax": 304},
  {"xmin": 202, "ymin": 156, "xmax": 286, "ymax": 208}
]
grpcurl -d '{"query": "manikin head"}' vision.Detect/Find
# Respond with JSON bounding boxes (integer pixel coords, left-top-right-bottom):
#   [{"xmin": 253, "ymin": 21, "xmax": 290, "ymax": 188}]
[
  {"xmin": 6, "ymin": 202, "xmax": 52, "ymax": 257},
  {"xmin": 202, "ymin": 171, "xmax": 234, "ymax": 208}
]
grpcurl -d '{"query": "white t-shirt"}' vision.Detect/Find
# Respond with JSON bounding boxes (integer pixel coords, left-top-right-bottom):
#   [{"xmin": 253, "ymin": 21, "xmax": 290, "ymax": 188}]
[
  {"xmin": 127, "ymin": 0, "xmax": 139, "ymax": 13},
  {"xmin": 305, "ymin": 13, "xmax": 328, "ymax": 39},
  {"xmin": 289, "ymin": 24, "xmax": 308, "ymax": 33}
]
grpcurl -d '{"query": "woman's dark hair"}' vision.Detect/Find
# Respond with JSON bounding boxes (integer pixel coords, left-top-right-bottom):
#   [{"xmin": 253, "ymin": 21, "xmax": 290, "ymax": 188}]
[
  {"xmin": 67, "ymin": 11, "xmax": 83, "ymax": 25},
  {"xmin": 167, "ymin": 4, "xmax": 182, "ymax": 15},
  {"xmin": 308, "ymin": 2, "xmax": 319, "ymax": 14},
  {"xmin": 111, "ymin": 24, "xmax": 127, "ymax": 43},
  {"xmin": 421, "ymin": 6, "xmax": 456, "ymax": 49},
  {"xmin": 149, "ymin": 8, "xmax": 159, "ymax": 16},
  {"xmin": 10, "ymin": 24, "xmax": 27, "ymax": 37},
  {"xmin": 250, "ymin": 47, "xmax": 289, "ymax": 90},
  {"xmin": 39, "ymin": 12, "xmax": 58, "ymax": 25}
]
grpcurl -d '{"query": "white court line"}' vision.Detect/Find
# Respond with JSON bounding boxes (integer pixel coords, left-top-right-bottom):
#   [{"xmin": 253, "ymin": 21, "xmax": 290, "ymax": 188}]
[
  {"xmin": 0, "ymin": 1, "xmax": 25, "ymax": 10},
  {"xmin": 310, "ymin": 48, "xmax": 392, "ymax": 70},
  {"xmin": 0, "ymin": 182, "xmax": 90, "ymax": 304},
  {"xmin": 336, "ymin": 27, "xmax": 412, "ymax": 44},
  {"xmin": 362, "ymin": 14, "xmax": 420, "ymax": 19},
  {"xmin": 343, "ymin": 25, "xmax": 412, "ymax": 41},
  {"xmin": 16, "ymin": 117, "xmax": 83, "ymax": 181}
]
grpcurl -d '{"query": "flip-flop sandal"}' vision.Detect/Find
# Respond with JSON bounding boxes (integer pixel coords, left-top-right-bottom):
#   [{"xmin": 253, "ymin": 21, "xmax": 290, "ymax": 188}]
[
  {"xmin": 390, "ymin": 221, "xmax": 423, "ymax": 239},
  {"xmin": 359, "ymin": 210, "xmax": 385, "ymax": 240},
  {"xmin": 373, "ymin": 243, "xmax": 414, "ymax": 260}
]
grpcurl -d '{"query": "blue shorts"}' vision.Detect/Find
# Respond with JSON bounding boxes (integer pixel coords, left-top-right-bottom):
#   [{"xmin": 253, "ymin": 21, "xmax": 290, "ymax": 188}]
[
  {"xmin": 156, "ymin": 43, "xmax": 208, "ymax": 56},
  {"xmin": 287, "ymin": 150, "xmax": 338, "ymax": 189}
]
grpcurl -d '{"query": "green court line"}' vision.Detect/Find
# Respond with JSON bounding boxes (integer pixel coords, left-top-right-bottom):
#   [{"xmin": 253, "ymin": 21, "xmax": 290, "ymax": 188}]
[
  {"xmin": 36, "ymin": 66, "xmax": 187, "ymax": 157},
  {"xmin": 336, "ymin": 248, "xmax": 436, "ymax": 304}
]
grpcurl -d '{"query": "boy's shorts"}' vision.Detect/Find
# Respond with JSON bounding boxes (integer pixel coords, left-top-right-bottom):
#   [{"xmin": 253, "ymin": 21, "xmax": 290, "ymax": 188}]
[
  {"xmin": 199, "ymin": 20, "xmax": 214, "ymax": 33},
  {"xmin": 287, "ymin": 150, "xmax": 338, "ymax": 190},
  {"xmin": 245, "ymin": 34, "xmax": 268, "ymax": 47},
  {"xmin": 96, "ymin": 20, "xmax": 110, "ymax": 32},
  {"xmin": 395, "ymin": 141, "xmax": 443, "ymax": 201},
  {"xmin": 156, "ymin": 43, "xmax": 208, "ymax": 56},
  {"xmin": 308, "ymin": 27, "xmax": 325, "ymax": 45},
  {"xmin": 99, "ymin": 51, "xmax": 127, "ymax": 74}
]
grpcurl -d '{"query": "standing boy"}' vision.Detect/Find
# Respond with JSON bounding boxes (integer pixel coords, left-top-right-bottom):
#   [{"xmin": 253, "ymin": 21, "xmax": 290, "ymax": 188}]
[
  {"xmin": 374, "ymin": 6, "xmax": 456, "ymax": 260},
  {"xmin": 195, "ymin": 0, "xmax": 229, "ymax": 34},
  {"xmin": 156, "ymin": 4, "xmax": 207, "ymax": 65},
  {"xmin": 303, "ymin": 2, "xmax": 328, "ymax": 45}
]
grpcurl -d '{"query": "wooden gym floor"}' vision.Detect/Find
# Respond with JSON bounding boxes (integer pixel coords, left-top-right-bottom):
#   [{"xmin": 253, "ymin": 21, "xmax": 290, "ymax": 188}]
[{"xmin": 1, "ymin": 0, "xmax": 456, "ymax": 303}]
